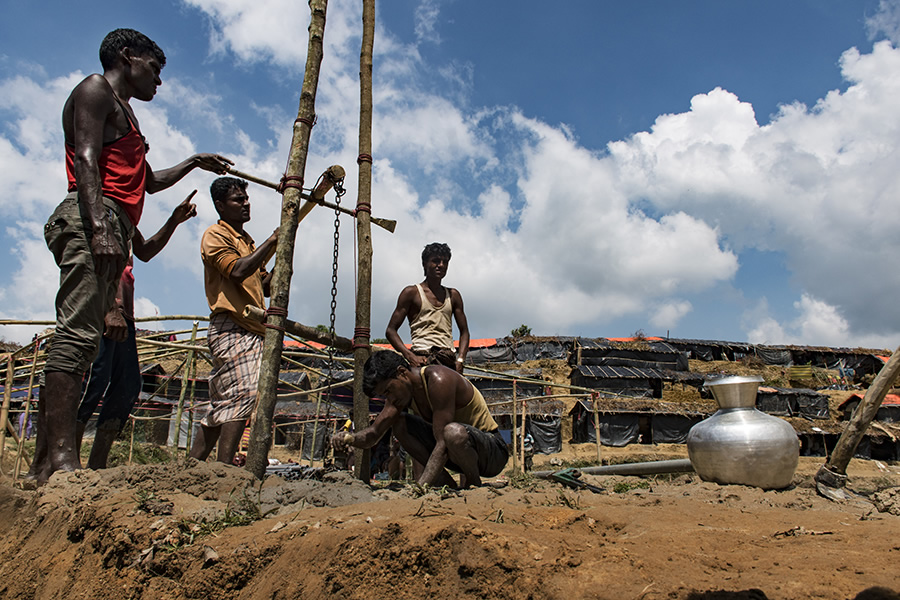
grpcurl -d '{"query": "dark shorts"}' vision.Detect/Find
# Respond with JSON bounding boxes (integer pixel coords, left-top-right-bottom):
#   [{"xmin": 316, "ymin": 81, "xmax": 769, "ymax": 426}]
[
  {"xmin": 43, "ymin": 193, "xmax": 133, "ymax": 374},
  {"xmin": 402, "ymin": 413, "xmax": 509, "ymax": 478}
]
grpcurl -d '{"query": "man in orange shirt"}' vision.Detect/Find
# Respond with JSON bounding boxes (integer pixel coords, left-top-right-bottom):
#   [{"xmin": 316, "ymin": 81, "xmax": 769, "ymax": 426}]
[{"xmin": 189, "ymin": 177, "xmax": 277, "ymax": 465}]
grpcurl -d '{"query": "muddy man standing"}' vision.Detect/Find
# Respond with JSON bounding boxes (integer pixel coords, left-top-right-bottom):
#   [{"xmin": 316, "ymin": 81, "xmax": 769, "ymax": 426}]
[{"xmin": 32, "ymin": 28, "xmax": 232, "ymax": 484}]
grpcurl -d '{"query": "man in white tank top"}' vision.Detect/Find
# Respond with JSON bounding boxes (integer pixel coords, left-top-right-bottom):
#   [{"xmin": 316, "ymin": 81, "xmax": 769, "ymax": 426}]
[{"xmin": 386, "ymin": 242, "xmax": 470, "ymax": 373}]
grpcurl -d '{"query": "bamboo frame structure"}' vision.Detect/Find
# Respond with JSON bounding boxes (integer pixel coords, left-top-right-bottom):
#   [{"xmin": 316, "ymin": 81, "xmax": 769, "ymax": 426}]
[
  {"xmin": 0, "ymin": 356, "xmax": 14, "ymax": 475},
  {"xmin": 13, "ymin": 341, "xmax": 40, "ymax": 478},
  {"xmin": 171, "ymin": 321, "xmax": 199, "ymax": 452},
  {"xmin": 0, "ymin": 315, "xmax": 638, "ymax": 480},
  {"xmin": 511, "ymin": 382, "xmax": 518, "ymax": 473},
  {"xmin": 247, "ymin": 0, "xmax": 330, "ymax": 480}
]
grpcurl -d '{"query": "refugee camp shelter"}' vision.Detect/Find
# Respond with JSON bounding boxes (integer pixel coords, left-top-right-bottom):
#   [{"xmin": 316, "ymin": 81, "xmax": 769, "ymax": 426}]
[
  {"xmin": 568, "ymin": 400, "xmax": 705, "ymax": 446},
  {"xmin": 838, "ymin": 393, "xmax": 900, "ymax": 422},
  {"xmin": 665, "ymin": 338, "xmax": 754, "ymax": 362},
  {"xmin": 567, "ymin": 337, "xmax": 689, "ymax": 371},
  {"xmin": 570, "ymin": 365, "xmax": 666, "ymax": 398},
  {"xmin": 756, "ymin": 386, "xmax": 830, "ymax": 419}
]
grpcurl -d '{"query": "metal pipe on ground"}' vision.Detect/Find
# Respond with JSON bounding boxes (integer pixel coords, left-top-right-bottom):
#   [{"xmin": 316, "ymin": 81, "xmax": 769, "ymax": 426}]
[{"xmin": 533, "ymin": 458, "xmax": 694, "ymax": 479}]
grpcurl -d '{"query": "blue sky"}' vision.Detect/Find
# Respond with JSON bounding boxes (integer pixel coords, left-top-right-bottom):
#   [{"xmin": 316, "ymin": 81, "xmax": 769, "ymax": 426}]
[{"xmin": 2, "ymin": 0, "xmax": 900, "ymax": 350}]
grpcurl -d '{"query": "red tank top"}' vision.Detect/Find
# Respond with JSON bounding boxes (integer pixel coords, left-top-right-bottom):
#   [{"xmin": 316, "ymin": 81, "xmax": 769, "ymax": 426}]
[{"xmin": 65, "ymin": 97, "xmax": 147, "ymax": 227}]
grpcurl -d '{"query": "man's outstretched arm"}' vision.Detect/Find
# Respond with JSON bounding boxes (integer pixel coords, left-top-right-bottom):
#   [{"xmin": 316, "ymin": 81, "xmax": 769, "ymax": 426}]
[
  {"xmin": 332, "ymin": 403, "xmax": 400, "ymax": 451},
  {"xmin": 145, "ymin": 154, "xmax": 233, "ymax": 194},
  {"xmin": 230, "ymin": 228, "xmax": 278, "ymax": 282},
  {"xmin": 133, "ymin": 191, "xmax": 198, "ymax": 262}
]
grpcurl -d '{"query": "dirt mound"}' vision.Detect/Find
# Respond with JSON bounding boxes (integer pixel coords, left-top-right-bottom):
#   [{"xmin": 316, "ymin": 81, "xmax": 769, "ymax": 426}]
[{"xmin": 1, "ymin": 457, "xmax": 899, "ymax": 600}]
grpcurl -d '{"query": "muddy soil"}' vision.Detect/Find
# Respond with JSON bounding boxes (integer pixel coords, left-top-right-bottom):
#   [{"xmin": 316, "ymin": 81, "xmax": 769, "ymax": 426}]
[{"xmin": 1, "ymin": 447, "xmax": 899, "ymax": 600}]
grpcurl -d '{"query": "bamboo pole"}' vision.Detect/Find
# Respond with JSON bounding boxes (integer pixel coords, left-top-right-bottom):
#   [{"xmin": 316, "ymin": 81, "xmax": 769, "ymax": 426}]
[
  {"xmin": 128, "ymin": 417, "xmax": 135, "ymax": 465},
  {"xmin": 299, "ymin": 421, "xmax": 307, "ymax": 464},
  {"xmin": 185, "ymin": 351, "xmax": 199, "ymax": 456},
  {"xmin": 518, "ymin": 383, "xmax": 527, "ymax": 470},
  {"xmin": 511, "ymin": 381, "xmax": 518, "ymax": 474},
  {"xmin": 310, "ymin": 388, "xmax": 324, "ymax": 467},
  {"xmin": 247, "ymin": 0, "xmax": 330, "ymax": 480},
  {"xmin": 0, "ymin": 356, "xmax": 14, "ymax": 474},
  {"xmin": 13, "ymin": 341, "xmax": 40, "ymax": 477},
  {"xmin": 171, "ymin": 321, "xmax": 199, "ymax": 453},
  {"xmin": 133, "ymin": 315, "xmax": 208, "ymax": 323},
  {"xmin": 135, "ymin": 338, "xmax": 206, "ymax": 352},
  {"xmin": 224, "ymin": 166, "xmax": 396, "ymax": 233},
  {"xmin": 816, "ymin": 345, "xmax": 900, "ymax": 492},
  {"xmin": 592, "ymin": 392, "xmax": 602, "ymax": 464},
  {"xmin": 351, "ymin": 0, "xmax": 376, "ymax": 482}
]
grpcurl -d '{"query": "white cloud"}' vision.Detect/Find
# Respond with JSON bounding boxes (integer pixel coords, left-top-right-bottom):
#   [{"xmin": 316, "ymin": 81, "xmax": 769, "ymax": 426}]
[
  {"xmin": 650, "ymin": 301, "xmax": 692, "ymax": 331},
  {"xmin": 5, "ymin": 5, "xmax": 900, "ymax": 351},
  {"xmin": 744, "ymin": 294, "xmax": 898, "ymax": 350},
  {"xmin": 867, "ymin": 0, "xmax": 900, "ymax": 45},
  {"xmin": 414, "ymin": 0, "xmax": 442, "ymax": 45},
  {"xmin": 134, "ymin": 296, "xmax": 162, "ymax": 320},
  {"xmin": 609, "ymin": 42, "xmax": 900, "ymax": 342}
]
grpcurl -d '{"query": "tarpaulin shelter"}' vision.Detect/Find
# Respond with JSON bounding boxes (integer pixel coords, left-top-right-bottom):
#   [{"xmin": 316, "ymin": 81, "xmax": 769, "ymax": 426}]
[
  {"xmin": 756, "ymin": 386, "xmax": 830, "ymax": 419},
  {"xmin": 665, "ymin": 338, "xmax": 753, "ymax": 362},
  {"xmin": 838, "ymin": 393, "xmax": 900, "ymax": 423},
  {"xmin": 568, "ymin": 338, "xmax": 689, "ymax": 371},
  {"xmin": 571, "ymin": 365, "xmax": 666, "ymax": 398},
  {"xmin": 487, "ymin": 392, "xmax": 565, "ymax": 455},
  {"xmin": 568, "ymin": 400, "xmax": 704, "ymax": 446},
  {"xmin": 753, "ymin": 344, "xmax": 886, "ymax": 381},
  {"xmin": 503, "ymin": 337, "xmax": 571, "ymax": 362}
]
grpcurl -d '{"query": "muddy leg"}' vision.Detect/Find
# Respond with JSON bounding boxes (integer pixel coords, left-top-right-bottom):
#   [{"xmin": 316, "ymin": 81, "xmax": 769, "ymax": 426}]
[
  {"xmin": 394, "ymin": 417, "xmax": 457, "ymax": 488},
  {"xmin": 215, "ymin": 420, "xmax": 245, "ymax": 465},
  {"xmin": 86, "ymin": 424, "xmax": 119, "ymax": 470},
  {"xmin": 189, "ymin": 424, "xmax": 220, "ymax": 461},
  {"xmin": 444, "ymin": 423, "xmax": 480, "ymax": 488}
]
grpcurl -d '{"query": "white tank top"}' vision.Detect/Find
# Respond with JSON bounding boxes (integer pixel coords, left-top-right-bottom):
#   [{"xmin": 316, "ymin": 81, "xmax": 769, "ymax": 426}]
[{"xmin": 409, "ymin": 283, "xmax": 453, "ymax": 351}]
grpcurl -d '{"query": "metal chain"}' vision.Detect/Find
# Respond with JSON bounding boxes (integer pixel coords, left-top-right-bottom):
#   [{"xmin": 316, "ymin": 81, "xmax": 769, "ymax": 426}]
[
  {"xmin": 326, "ymin": 178, "xmax": 347, "ymax": 387},
  {"xmin": 320, "ymin": 177, "xmax": 346, "ymax": 465},
  {"xmin": 328, "ymin": 179, "xmax": 346, "ymax": 349}
]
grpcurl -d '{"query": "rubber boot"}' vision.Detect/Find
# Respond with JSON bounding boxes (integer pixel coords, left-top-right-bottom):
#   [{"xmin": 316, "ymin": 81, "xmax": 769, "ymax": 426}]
[
  {"xmin": 87, "ymin": 424, "xmax": 119, "ymax": 470},
  {"xmin": 40, "ymin": 371, "xmax": 83, "ymax": 483}
]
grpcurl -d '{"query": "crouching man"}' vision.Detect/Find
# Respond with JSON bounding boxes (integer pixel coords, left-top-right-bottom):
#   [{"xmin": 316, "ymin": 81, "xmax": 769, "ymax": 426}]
[{"xmin": 333, "ymin": 350, "xmax": 508, "ymax": 488}]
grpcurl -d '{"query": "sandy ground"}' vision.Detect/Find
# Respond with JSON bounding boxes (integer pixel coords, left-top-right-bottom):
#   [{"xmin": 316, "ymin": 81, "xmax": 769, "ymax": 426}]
[{"xmin": 1, "ymin": 444, "xmax": 899, "ymax": 600}]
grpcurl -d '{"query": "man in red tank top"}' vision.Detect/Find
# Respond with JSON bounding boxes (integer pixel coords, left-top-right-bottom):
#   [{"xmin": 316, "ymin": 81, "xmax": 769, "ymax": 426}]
[{"xmin": 30, "ymin": 29, "xmax": 234, "ymax": 484}]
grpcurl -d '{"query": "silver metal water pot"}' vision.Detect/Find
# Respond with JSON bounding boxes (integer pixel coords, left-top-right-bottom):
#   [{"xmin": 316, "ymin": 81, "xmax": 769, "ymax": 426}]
[{"xmin": 686, "ymin": 375, "xmax": 799, "ymax": 489}]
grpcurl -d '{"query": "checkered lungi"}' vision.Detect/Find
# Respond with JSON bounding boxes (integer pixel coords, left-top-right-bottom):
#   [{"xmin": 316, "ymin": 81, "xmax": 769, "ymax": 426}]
[{"xmin": 201, "ymin": 312, "xmax": 263, "ymax": 427}]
